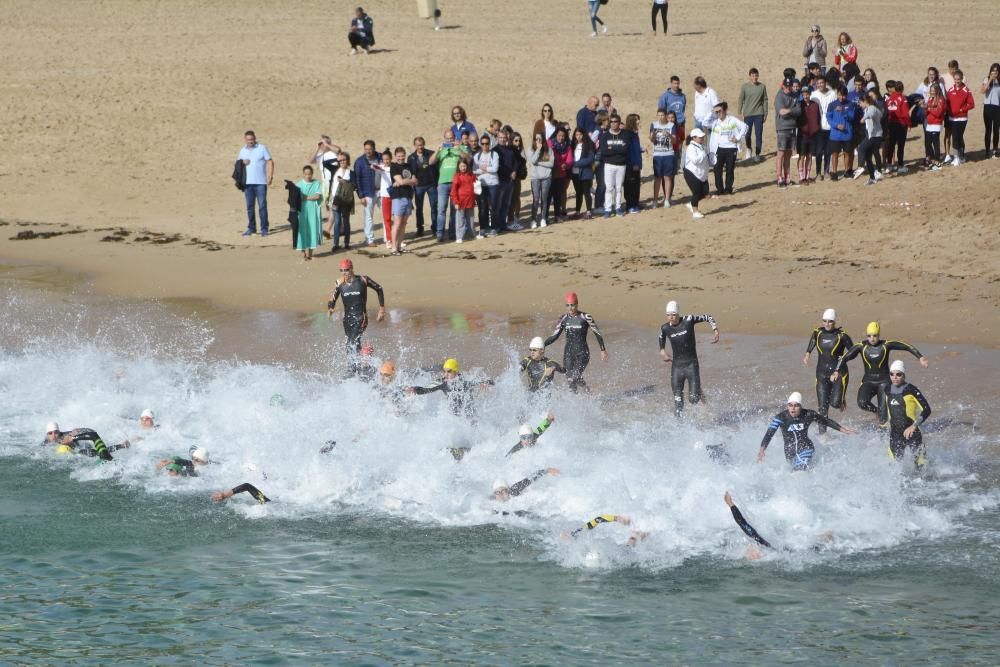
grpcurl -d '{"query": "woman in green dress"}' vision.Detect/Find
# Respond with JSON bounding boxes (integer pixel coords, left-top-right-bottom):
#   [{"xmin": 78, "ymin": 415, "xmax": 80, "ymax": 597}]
[{"xmin": 296, "ymin": 165, "xmax": 323, "ymax": 260}]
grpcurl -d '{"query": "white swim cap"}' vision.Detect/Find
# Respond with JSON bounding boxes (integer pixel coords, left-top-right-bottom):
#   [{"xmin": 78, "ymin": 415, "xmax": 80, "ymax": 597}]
[
  {"xmin": 890, "ymin": 360, "xmax": 906, "ymax": 374},
  {"xmin": 529, "ymin": 337, "xmax": 545, "ymax": 350},
  {"xmin": 191, "ymin": 447, "xmax": 209, "ymax": 463},
  {"xmin": 492, "ymin": 479, "xmax": 508, "ymax": 491},
  {"xmin": 822, "ymin": 308, "xmax": 836, "ymax": 321},
  {"xmin": 518, "ymin": 424, "xmax": 533, "ymax": 437},
  {"xmin": 787, "ymin": 392, "xmax": 803, "ymax": 405},
  {"xmin": 140, "ymin": 409, "xmax": 154, "ymax": 419},
  {"xmin": 665, "ymin": 300, "xmax": 679, "ymax": 315},
  {"xmin": 45, "ymin": 421, "xmax": 59, "ymax": 433}
]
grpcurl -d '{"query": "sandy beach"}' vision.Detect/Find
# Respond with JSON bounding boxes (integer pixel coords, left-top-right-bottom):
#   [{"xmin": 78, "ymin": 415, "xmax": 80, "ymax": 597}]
[{"xmin": 2, "ymin": 0, "xmax": 998, "ymax": 345}]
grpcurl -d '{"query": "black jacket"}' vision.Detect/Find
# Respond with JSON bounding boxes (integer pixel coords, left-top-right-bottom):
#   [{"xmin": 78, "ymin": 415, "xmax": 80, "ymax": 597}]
[{"xmin": 232, "ymin": 160, "xmax": 246, "ymax": 191}]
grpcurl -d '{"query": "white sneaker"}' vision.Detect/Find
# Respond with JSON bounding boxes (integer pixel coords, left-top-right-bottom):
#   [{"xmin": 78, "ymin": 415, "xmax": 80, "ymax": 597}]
[
  {"xmin": 475, "ymin": 233, "xmax": 484, "ymax": 239},
  {"xmin": 692, "ymin": 211, "xmax": 705, "ymax": 219},
  {"xmin": 540, "ymin": 218, "xmax": 547, "ymax": 228},
  {"xmin": 897, "ymin": 166, "xmax": 909, "ymax": 174},
  {"xmin": 685, "ymin": 202, "xmax": 693, "ymax": 213},
  {"xmin": 952, "ymin": 157, "xmax": 961, "ymax": 167},
  {"xmin": 530, "ymin": 220, "xmax": 538, "ymax": 229},
  {"xmin": 743, "ymin": 148, "xmax": 752, "ymax": 161},
  {"xmin": 852, "ymin": 167, "xmax": 865, "ymax": 180},
  {"xmin": 943, "ymin": 154, "xmax": 953, "ymax": 164},
  {"xmin": 874, "ymin": 170, "xmax": 883, "ymax": 182},
  {"xmin": 590, "ymin": 31, "xmax": 597, "ymax": 37},
  {"xmin": 663, "ymin": 199, "xmax": 671, "ymax": 208},
  {"xmin": 349, "ymin": 48, "xmax": 357, "ymax": 56},
  {"xmin": 602, "ymin": 25, "xmax": 608, "ymax": 33},
  {"xmin": 455, "ymin": 238, "xmax": 463, "ymax": 244}
]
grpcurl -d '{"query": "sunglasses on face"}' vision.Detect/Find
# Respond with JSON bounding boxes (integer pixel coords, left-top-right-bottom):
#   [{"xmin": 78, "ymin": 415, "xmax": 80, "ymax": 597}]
[
  {"xmin": 823, "ymin": 319, "xmax": 835, "ymax": 323},
  {"xmin": 889, "ymin": 372, "xmax": 904, "ymax": 377},
  {"xmin": 339, "ymin": 269, "xmax": 351, "ymax": 273}
]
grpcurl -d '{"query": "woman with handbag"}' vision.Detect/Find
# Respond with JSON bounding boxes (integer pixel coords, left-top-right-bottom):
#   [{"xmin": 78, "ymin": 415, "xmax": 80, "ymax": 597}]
[{"xmin": 331, "ymin": 152, "xmax": 355, "ymax": 251}]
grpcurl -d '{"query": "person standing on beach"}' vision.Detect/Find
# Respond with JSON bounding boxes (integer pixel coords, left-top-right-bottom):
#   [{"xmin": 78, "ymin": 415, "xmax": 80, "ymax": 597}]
[
  {"xmin": 598, "ymin": 115, "xmax": 629, "ymax": 217},
  {"xmin": 544, "ymin": 291, "xmax": 607, "ymax": 393},
  {"xmin": 658, "ymin": 300, "xmax": 719, "ymax": 418},
  {"xmin": 407, "ymin": 137, "xmax": 437, "ymax": 238},
  {"xmin": 389, "ymin": 147, "xmax": 417, "ymax": 256},
  {"xmin": 810, "ymin": 76, "xmax": 837, "ymax": 180},
  {"xmin": 982, "ymin": 63, "xmax": 1000, "ymax": 159},
  {"xmin": 576, "ymin": 96, "xmax": 600, "ymax": 141},
  {"xmin": 430, "ymin": 129, "xmax": 466, "ymax": 241},
  {"xmin": 239, "ymin": 130, "xmax": 273, "ymax": 237},
  {"xmin": 649, "ymin": 108, "xmax": 678, "ymax": 208},
  {"xmin": 774, "ymin": 78, "xmax": 801, "ymax": 187},
  {"xmin": 330, "ymin": 152, "xmax": 354, "ymax": 251},
  {"xmin": 704, "ymin": 101, "xmax": 747, "ymax": 195},
  {"xmin": 682, "ymin": 129, "xmax": 710, "ymax": 218},
  {"xmin": 327, "ymin": 258, "xmax": 385, "ymax": 352},
  {"xmin": 803, "ymin": 308, "xmax": 853, "ymax": 433},
  {"xmin": 529, "ymin": 133, "xmax": 554, "ymax": 228},
  {"xmin": 354, "ymin": 140, "xmax": 379, "ymax": 246},
  {"xmin": 856, "ymin": 92, "xmax": 884, "ymax": 185},
  {"xmin": 657, "ymin": 76, "xmax": 687, "ymax": 130},
  {"xmin": 945, "ymin": 69, "xmax": 974, "ymax": 166},
  {"xmin": 737, "ymin": 68, "xmax": 768, "ymax": 162},
  {"xmin": 314, "ymin": 136, "xmax": 340, "ymax": 235},
  {"xmin": 802, "ymin": 25, "xmax": 827, "ymax": 74},
  {"xmin": 450, "ymin": 106, "xmax": 477, "ymax": 142},
  {"xmin": 651, "ymin": 0, "xmax": 668, "ymax": 35},
  {"xmin": 295, "ymin": 165, "xmax": 322, "ymax": 261},
  {"xmin": 692, "ymin": 77, "xmax": 720, "ymax": 131}
]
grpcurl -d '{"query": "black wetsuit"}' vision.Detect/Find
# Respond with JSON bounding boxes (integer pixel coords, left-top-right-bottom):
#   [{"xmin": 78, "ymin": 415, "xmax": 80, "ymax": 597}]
[
  {"xmin": 887, "ymin": 382, "xmax": 931, "ymax": 467},
  {"xmin": 328, "ymin": 274, "xmax": 385, "ymax": 352},
  {"xmin": 658, "ymin": 314, "xmax": 717, "ymax": 416},
  {"xmin": 505, "ymin": 417, "xmax": 553, "ymax": 457},
  {"xmin": 761, "ymin": 408, "xmax": 843, "ymax": 470},
  {"xmin": 166, "ymin": 456, "xmax": 197, "ymax": 476},
  {"xmin": 412, "ymin": 376, "xmax": 494, "ymax": 417},
  {"xmin": 835, "ymin": 338, "xmax": 923, "ymax": 426},
  {"xmin": 729, "ymin": 505, "xmax": 773, "ymax": 548},
  {"xmin": 507, "ymin": 469, "xmax": 549, "ymax": 497},
  {"xmin": 519, "ymin": 356, "xmax": 565, "ymax": 392},
  {"xmin": 229, "ymin": 483, "xmax": 271, "ymax": 504},
  {"xmin": 569, "ymin": 514, "xmax": 620, "ymax": 537},
  {"xmin": 805, "ymin": 327, "xmax": 854, "ymax": 431},
  {"xmin": 49, "ymin": 428, "xmax": 113, "ymax": 461},
  {"xmin": 544, "ymin": 312, "xmax": 606, "ymax": 392}
]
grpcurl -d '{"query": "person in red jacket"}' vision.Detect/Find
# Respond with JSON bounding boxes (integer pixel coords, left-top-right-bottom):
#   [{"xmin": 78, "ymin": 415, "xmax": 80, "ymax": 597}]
[
  {"xmin": 947, "ymin": 70, "xmax": 976, "ymax": 165},
  {"xmin": 797, "ymin": 86, "xmax": 821, "ymax": 184},
  {"xmin": 923, "ymin": 85, "xmax": 948, "ymax": 170},
  {"xmin": 450, "ymin": 159, "xmax": 477, "ymax": 242},
  {"xmin": 885, "ymin": 81, "xmax": 912, "ymax": 173}
]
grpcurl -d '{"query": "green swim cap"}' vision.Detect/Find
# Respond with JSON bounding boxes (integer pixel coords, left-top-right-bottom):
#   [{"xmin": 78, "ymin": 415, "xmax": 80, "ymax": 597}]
[
  {"xmin": 269, "ymin": 393, "xmax": 285, "ymax": 407},
  {"xmin": 166, "ymin": 463, "xmax": 183, "ymax": 475}
]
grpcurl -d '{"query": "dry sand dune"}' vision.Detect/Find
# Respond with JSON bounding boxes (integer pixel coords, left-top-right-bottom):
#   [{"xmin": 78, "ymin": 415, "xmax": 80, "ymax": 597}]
[{"xmin": 1, "ymin": 0, "xmax": 998, "ymax": 344}]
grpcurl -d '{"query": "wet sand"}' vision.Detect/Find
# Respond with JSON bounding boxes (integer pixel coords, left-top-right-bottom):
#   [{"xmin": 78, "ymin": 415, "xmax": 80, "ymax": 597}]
[{"xmin": 1, "ymin": 0, "xmax": 999, "ymax": 346}]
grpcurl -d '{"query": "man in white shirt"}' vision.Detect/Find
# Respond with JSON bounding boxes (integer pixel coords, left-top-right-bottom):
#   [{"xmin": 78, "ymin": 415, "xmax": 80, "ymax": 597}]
[
  {"xmin": 238, "ymin": 130, "xmax": 274, "ymax": 237},
  {"xmin": 810, "ymin": 78, "xmax": 837, "ymax": 180},
  {"xmin": 693, "ymin": 77, "xmax": 720, "ymax": 131}
]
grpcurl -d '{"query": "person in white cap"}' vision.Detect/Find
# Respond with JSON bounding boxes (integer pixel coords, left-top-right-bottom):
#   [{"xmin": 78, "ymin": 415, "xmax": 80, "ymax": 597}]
[
  {"xmin": 156, "ymin": 447, "xmax": 210, "ymax": 477},
  {"xmin": 886, "ymin": 360, "xmax": 932, "ymax": 469},
  {"xmin": 803, "ymin": 308, "xmax": 854, "ymax": 432},
  {"xmin": 519, "ymin": 337, "xmax": 565, "ymax": 392},
  {"xmin": 43, "ymin": 422, "xmax": 118, "ymax": 460},
  {"xmin": 803, "ymin": 24, "xmax": 828, "ymax": 74},
  {"xmin": 682, "ymin": 129, "xmax": 710, "ymax": 218},
  {"xmin": 658, "ymin": 300, "xmax": 719, "ymax": 418},
  {"xmin": 491, "ymin": 468, "xmax": 559, "ymax": 502},
  {"xmin": 506, "ymin": 412, "xmax": 556, "ymax": 457},
  {"xmin": 140, "ymin": 409, "xmax": 156, "ymax": 430},
  {"xmin": 758, "ymin": 391, "xmax": 857, "ymax": 470}
]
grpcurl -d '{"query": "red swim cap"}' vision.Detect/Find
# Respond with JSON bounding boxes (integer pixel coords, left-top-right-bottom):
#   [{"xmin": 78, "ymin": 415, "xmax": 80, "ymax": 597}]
[
  {"xmin": 565, "ymin": 291, "xmax": 578, "ymax": 304},
  {"xmin": 360, "ymin": 343, "xmax": 374, "ymax": 356},
  {"xmin": 339, "ymin": 258, "xmax": 353, "ymax": 270}
]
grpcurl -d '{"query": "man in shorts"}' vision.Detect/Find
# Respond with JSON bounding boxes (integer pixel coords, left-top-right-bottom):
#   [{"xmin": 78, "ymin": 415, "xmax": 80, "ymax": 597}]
[
  {"xmin": 774, "ymin": 78, "xmax": 801, "ymax": 187},
  {"xmin": 649, "ymin": 108, "xmax": 678, "ymax": 207}
]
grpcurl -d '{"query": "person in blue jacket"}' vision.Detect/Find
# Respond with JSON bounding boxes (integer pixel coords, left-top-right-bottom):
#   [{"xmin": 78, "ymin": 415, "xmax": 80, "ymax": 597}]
[
  {"xmin": 657, "ymin": 76, "xmax": 688, "ymax": 128},
  {"xmin": 624, "ymin": 114, "xmax": 644, "ymax": 213},
  {"xmin": 826, "ymin": 87, "xmax": 859, "ymax": 180},
  {"xmin": 353, "ymin": 140, "xmax": 379, "ymax": 245},
  {"xmin": 575, "ymin": 97, "xmax": 599, "ymax": 140},
  {"xmin": 571, "ymin": 128, "xmax": 597, "ymax": 218}
]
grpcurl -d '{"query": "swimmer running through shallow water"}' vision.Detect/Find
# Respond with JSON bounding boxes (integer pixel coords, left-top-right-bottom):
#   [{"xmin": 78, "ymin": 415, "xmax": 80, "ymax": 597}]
[
  {"xmin": 758, "ymin": 392, "xmax": 857, "ymax": 470},
  {"xmin": 886, "ymin": 360, "xmax": 932, "ymax": 469},
  {"xmin": 506, "ymin": 412, "xmax": 556, "ymax": 457}
]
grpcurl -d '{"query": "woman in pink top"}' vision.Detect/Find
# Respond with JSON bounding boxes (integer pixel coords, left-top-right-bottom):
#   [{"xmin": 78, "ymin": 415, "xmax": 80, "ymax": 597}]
[{"xmin": 548, "ymin": 127, "xmax": 575, "ymax": 222}]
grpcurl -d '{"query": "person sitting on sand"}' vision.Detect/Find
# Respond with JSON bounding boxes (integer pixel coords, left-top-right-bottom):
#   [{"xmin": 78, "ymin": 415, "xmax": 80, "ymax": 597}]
[{"xmin": 348, "ymin": 7, "xmax": 374, "ymax": 55}]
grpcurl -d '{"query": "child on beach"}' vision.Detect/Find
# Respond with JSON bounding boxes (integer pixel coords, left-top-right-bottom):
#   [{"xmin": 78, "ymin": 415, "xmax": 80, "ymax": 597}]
[{"xmin": 450, "ymin": 159, "xmax": 477, "ymax": 243}]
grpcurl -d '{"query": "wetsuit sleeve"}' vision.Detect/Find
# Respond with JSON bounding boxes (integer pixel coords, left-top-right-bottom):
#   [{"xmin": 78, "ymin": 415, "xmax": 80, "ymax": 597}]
[
  {"xmin": 231, "ymin": 483, "xmax": 271, "ymax": 504},
  {"xmin": 74, "ymin": 429, "xmax": 112, "ymax": 460},
  {"xmin": 548, "ymin": 360, "xmax": 565, "ymax": 374},
  {"xmin": 842, "ymin": 333, "xmax": 854, "ymax": 351},
  {"xmin": 817, "ymin": 414, "xmax": 845, "ymax": 432},
  {"xmin": 730, "ymin": 506, "xmax": 773, "ymax": 548},
  {"xmin": 363, "ymin": 276, "xmax": 386, "ymax": 307},
  {"xmin": 519, "ymin": 358, "xmax": 529, "ymax": 372},
  {"xmin": 692, "ymin": 314, "xmax": 718, "ymax": 330},
  {"xmin": 911, "ymin": 387, "xmax": 932, "ymax": 426},
  {"xmin": 506, "ymin": 443, "xmax": 523, "ymax": 457},
  {"xmin": 806, "ymin": 329, "xmax": 819, "ymax": 353},
  {"xmin": 509, "ymin": 469, "xmax": 547, "ymax": 496},
  {"xmin": 658, "ymin": 325, "xmax": 668, "ymax": 351},
  {"xmin": 585, "ymin": 314, "xmax": 606, "ymax": 351},
  {"xmin": 411, "ymin": 382, "xmax": 447, "ymax": 395},
  {"xmin": 533, "ymin": 417, "xmax": 553, "ymax": 437},
  {"xmin": 834, "ymin": 343, "xmax": 862, "ymax": 373},
  {"xmin": 760, "ymin": 415, "xmax": 782, "ymax": 450},
  {"xmin": 885, "ymin": 340, "xmax": 924, "ymax": 359},
  {"xmin": 543, "ymin": 316, "xmax": 566, "ymax": 347},
  {"xmin": 328, "ymin": 282, "xmax": 343, "ymax": 310},
  {"xmin": 570, "ymin": 514, "xmax": 618, "ymax": 537}
]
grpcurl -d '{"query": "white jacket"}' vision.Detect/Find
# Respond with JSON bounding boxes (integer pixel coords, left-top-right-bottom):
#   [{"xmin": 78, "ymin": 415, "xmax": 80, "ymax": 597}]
[
  {"xmin": 684, "ymin": 141, "xmax": 710, "ymax": 181},
  {"xmin": 705, "ymin": 114, "xmax": 748, "ymax": 153}
]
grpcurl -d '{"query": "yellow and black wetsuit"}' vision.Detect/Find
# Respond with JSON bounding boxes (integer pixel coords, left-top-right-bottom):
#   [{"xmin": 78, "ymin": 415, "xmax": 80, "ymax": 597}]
[
  {"xmin": 519, "ymin": 355, "xmax": 565, "ymax": 392},
  {"xmin": 50, "ymin": 428, "xmax": 113, "ymax": 461},
  {"xmin": 835, "ymin": 338, "xmax": 924, "ymax": 426},
  {"xmin": 887, "ymin": 382, "xmax": 931, "ymax": 468},
  {"xmin": 806, "ymin": 327, "xmax": 853, "ymax": 430},
  {"xmin": 569, "ymin": 514, "xmax": 620, "ymax": 537},
  {"xmin": 229, "ymin": 483, "xmax": 271, "ymax": 504}
]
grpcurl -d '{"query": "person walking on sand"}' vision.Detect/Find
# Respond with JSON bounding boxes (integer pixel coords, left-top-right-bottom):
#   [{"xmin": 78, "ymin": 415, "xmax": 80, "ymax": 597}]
[
  {"xmin": 587, "ymin": 0, "xmax": 608, "ymax": 36},
  {"xmin": 295, "ymin": 166, "xmax": 322, "ymax": 261},
  {"xmin": 682, "ymin": 129, "xmax": 710, "ymax": 219},
  {"xmin": 238, "ymin": 130, "xmax": 273, "ymax": 237},
  {"xmin": 737, "ymin": 68, "xmax": 768, "ymax": 162}
]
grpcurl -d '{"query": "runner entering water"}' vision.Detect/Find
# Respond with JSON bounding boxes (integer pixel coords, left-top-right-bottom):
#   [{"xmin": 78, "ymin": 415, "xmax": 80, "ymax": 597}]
[
  {"xmin": 544, "ymin": 292, "xmax": 607, "ymax": 393},
  {"xmin": 658, "ymin": 300, "xmax": 719, "ymax": 418},
  {"xmin": 757, "ymin": 392, "xmax": 857, "ymax": 470},
  {"xmin": 886, "ymin": 360, "xmax": 932, "ymax": 469},
  {"xmin": 327, "ymin": 258, "xmax": 385, "ymax": 353},
  {"xmin": 803, "ymin": 308, "xmax": 853, "ymax": 433}
]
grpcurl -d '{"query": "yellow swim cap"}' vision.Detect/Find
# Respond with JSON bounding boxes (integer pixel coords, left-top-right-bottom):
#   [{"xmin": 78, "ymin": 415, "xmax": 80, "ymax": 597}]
[
  {"xmin": 866, "ymin": 321, "xmax": 880, "ymax": 336},
  {"xmin": 56, "ymin": 444, "xmax": 73, "ymax": 455},
  {"xmin": 442, "ymin": 358, "xmax": 460, "ymax": 373}
]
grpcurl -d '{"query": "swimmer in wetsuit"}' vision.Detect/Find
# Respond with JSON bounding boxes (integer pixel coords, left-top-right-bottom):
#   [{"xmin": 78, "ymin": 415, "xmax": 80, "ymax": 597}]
[
  {"xmin": 831, "ymin": 321, "xmax": 928, "ymax": 427},
  {"xmin": 506, "ymin": 412, "xmax": 556, "ymax": 457},
  {"xmin": 327, "ymin": 258, "xmax": 385, "ymax": 353},
  {"xmin": 802, "ymin": 308, "xmax": 853, "ymax": 433},
  {"xmin": 406, "ymin": 358, "xmax": 494, "ymax": 418},
  {"xmin": 211, "ymin": 483, "xmax": 271, "ymax": 504},
  {"xmin": 491, "ymin": 468, "xmax": 559, "ymax": 502},
  {"xmin": 757, "ymin": 392, "xmax": 857, "ymax": 470},
  {"xmin": 156, "ymin": 447, "xmax": 210, "ymax": 476},
  {"xmin": 886, "ymin": 360, "xmax": 931, "ymax": 469},
  {"xmin": 658, "ymin": 300, "xmax": 719, "ymax": 418},
  {"xmin": 520, "ymin": 337, "xmax": 565, "ymax": 392},
  {"xmin": 544, "ymin": 292, "xmax": 607, "ymax": 393},
  {"xmin": 43, "ymin": 422, "xmax": 119, "ymax": 461},
  {"xmin": 724, "ymin": 491, "xmax": 835, "ymax": 558}
]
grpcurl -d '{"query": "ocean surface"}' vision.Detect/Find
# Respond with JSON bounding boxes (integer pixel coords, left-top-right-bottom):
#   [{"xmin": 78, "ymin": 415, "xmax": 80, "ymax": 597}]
[{"xmin": 2, "ymin": 263, "xmax": 999, "ymax": 665}]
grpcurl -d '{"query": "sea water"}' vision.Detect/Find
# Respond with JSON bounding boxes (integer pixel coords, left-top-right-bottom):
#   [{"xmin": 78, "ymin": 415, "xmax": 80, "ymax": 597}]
[{"xmin": 1, "ymin": 265, "xmax": 999, "ymax": 665}]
